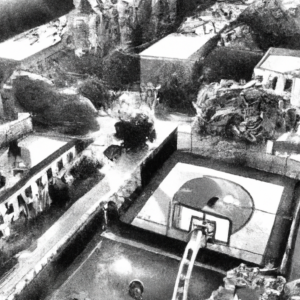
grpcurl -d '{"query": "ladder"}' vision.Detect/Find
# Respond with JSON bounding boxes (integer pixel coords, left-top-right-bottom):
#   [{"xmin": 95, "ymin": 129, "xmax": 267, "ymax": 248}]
[{"xmin": 172, "ymin": 222, "xmax": 215, "ymax": 300}]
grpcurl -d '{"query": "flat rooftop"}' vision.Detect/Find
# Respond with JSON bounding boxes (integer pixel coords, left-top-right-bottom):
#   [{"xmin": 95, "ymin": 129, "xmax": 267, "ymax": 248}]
[
  {"xmin": 48, "ymin": 233, "xmax": 224, "ymax": 300},
  {"xmin": 139, "ymin": 33, "xmax": 215, "ymax": 60},
  {"xmin": 261, "ymin": 55, "xmax": 300, "ymax": 73},
  {"xmin": 0, "ymin": 134, "xmax": 70, "ymax": 196},
  {"xmin": 0, "ymin": 17, "xmax": 66, "ymax": 62},
  {"xmin": 256, "ymin": 47, "xmax": 300, "ymax": 74}
]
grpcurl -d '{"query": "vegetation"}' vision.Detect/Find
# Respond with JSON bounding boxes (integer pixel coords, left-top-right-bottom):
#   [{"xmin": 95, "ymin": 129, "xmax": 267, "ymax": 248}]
[
  {"xmin": 115, "ymin": 112, "xmax": 155, "ymax": 150},
  {"xmin": 102, "ymin": 50, "xmax": 140, "ymax": 90},
  {"xmin": 13, "ymin": 76, "xmax": 100, "ymax": 135},
  {"xmin": 159, "ymin": 63, "xmax": 203, "ymax": 113},
  {"xmin": 70, "ymin": 153, "xmax": 103, "ymax": 180},
  {"xmin": 79, "ymin": 77, "xmax": 111, "ymax": 110}
]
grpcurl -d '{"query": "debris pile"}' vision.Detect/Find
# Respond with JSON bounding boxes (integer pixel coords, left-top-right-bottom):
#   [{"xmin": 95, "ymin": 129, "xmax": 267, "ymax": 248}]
[
  {"xmin": 207, "ymin": 263, "xmax": 286, "ymax": 300},
  {"xmin": 192, "ymin": 79, "xmax": 297, "ymax": 143},
  {"xmin": 178, "ymin": 1, "xmax": 248, "ymax": 36}
]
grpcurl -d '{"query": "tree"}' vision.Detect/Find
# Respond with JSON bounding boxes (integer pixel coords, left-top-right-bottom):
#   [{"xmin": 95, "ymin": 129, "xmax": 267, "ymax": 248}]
[
  {"xmin": 13, "ymin": 76, "xmax": 100, "ymax": 135},
  {"xmin": 79, "ymin": 77, "xmax": 110, "ymax": 109}
]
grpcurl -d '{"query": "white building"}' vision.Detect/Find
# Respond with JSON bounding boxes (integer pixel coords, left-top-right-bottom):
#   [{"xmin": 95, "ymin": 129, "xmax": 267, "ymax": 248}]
[{"xmin": 254, "ymin": 47, "xmax": 300, "ymax": 106}]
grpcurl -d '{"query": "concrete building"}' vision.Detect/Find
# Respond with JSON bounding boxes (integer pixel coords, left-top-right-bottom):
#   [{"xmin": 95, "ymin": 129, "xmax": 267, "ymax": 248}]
[
  {"xmin": 139, "ymin": 33, "xmax": 217, "ymax": 86},
  {"xmin": 254, "ymin": 47, "xmax": 300, "ymax": 106},
  {"xmin": 0, "ymin": 135, "xmax": 91, "ymax": 238}
]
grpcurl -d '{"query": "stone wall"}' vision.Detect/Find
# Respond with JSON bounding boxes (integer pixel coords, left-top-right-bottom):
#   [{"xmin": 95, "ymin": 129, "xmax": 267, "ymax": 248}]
[{"xmin": 0, "ymin": 113, "xmax": 33, "ymax": 148}]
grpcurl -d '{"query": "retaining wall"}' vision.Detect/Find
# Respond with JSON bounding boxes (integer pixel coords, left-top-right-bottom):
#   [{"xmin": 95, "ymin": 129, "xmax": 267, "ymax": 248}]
[{"xmin": 0, "ymin": 114, "xmax": 33, "ymax": 148}]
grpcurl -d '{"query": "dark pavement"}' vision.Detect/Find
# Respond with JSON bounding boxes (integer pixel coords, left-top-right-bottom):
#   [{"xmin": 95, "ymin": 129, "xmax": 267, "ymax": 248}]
[{"xmin": 48, "ymin": 232, "xmax": 224, "ymax": 300}]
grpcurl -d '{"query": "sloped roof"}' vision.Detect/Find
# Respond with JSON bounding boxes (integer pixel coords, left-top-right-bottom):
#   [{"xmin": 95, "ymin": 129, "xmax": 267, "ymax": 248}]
[{"xmin": 139, "ymin": 33, "xmax": 215, "ymax": 60}]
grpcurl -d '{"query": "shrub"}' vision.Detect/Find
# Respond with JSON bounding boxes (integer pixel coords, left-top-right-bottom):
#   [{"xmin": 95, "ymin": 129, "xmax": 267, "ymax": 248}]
[
  {"xmin": 102, "ymin": 50, "xmax": 140, "ymax": 90},
  {"xmin": 79, "ymin": 77, "xmax": 110, "ymax": 109},
  {"xmin": 115, "ymin": 111, "xmax": 155, "ymax": 150},
  {"xmin": 160, "ymin": 73, "xmax": 196, "ymax": 113},
  {"xmin": 13, "ymin": 76, "xmax": 100, "ymax": 135},
  {"xmin": 70, "ymin": 154, "xmax": 102, "ymax": 180}
]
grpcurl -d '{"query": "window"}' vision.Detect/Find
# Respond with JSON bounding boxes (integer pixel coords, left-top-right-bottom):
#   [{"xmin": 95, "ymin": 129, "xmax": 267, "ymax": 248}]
[
  {"xmin": 0, "ymin": 174, "xmax": 5, "ymax": 189},
  {"xmin": 284, "ymin": 79, "xmax": 293, "ymax": 92},
  {"xmin": 47, "ymin": 168, "xmax": 53, "ymax": 180},
  {"xmin": 272, "ymin": 77, "xmax": 278, "ymax": 90},
  {"xmin": 57, "ymin": 159, "xmax": 63, "ymax": 171},
  {"xmin": 5, "ymin": 203, "xmax": 14, "ymax": 215},
  {"xmin": 36, "ymin": 177, "xmax": 43, "ymax": 188},
  {"xmin": 67, "ymin": 152, "xmax": 74, "ymax": 163},
  {"xmin": 25, "ymin": 186, "xmax": 32, "ymax": 198},
  {"xmin": 17, "ymin": 195, "xmax": 25, "ymax": 206}
]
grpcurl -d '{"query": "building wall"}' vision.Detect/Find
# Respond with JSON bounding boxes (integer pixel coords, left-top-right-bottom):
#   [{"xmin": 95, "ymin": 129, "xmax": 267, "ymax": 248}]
[
  {"xmin": 0, "ymin": 113, "xmax": 33, "ymax": 148},
  {"xmin": 140, "ymin": 56, "xmax": 194, "ymax": 85},
  {"xmin": 253, "ymin": 67, "xmax": 300, "ymax": 106},
  {"xmin": 0, "ymin": 143, "xmax": 78, "ymax": 237}
]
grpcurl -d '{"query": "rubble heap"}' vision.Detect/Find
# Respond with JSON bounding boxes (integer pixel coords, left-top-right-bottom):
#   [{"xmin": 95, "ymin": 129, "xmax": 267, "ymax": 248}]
[
  {"xmin": 192, "ymin": 79, "xmax": 297, "ymax": 143},
  {"xmin": 207, "ymin": 263, "xmax": 286, "ymax": 300}
]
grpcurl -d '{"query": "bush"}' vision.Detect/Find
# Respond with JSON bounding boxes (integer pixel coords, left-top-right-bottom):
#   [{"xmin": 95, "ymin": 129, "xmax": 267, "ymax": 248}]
[
  {"xmin": 79, "ymin": 77, "xmax": 110, "ymax": 109},
  {"xmin": 70, "ymin": 154, "xmax": 102, "ymax": 180},
  {"xmin": 13, "ymin": 76, "xmax": 100, "ymax": 135},
  {"xmin": 115, "ymin": 112, "xmax": 155, "ymax": 150},
  {"xmin": 102, "ymin": 50, "xmax": 140, "ymax": 90},
  {"xmin": 160, "ymin": 73, "xmax": 196, "ymax": 113}
]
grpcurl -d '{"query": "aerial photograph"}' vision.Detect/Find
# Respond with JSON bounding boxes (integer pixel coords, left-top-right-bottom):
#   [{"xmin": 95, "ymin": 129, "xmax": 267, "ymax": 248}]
[{"xmin": 0, "ymin": 0, "xmax": 300, "ymax": 299}]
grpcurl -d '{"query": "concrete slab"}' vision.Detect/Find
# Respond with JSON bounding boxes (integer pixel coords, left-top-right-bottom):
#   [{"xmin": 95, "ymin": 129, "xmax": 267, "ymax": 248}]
[
  {"xmin": 230, "ymin": 210, "xmax": 276, "ymax": 255},
  {"xmin": 129, "ymin": 161, "xmax": 287, "ymax": 264}
]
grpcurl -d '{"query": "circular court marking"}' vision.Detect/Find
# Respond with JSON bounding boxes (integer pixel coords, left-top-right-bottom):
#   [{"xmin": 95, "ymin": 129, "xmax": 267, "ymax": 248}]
[{"xmin": 173, "ymin": 176, "xmax": 254, "ymax": 234}]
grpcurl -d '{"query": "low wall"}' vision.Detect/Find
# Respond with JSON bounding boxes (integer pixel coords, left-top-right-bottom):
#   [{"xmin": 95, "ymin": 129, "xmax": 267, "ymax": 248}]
[
  {"xmin": 0, "ymin": 113, "xmax": 33, "ymax": 148},
  {"xmin": 178, "ymin": 127, "xmax": 300, "ymax": 180}
]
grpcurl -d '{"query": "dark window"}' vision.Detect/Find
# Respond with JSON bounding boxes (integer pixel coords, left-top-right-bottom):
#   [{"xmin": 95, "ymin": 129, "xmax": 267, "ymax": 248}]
[
  {"xmin": 284, "ymin": 79, "xmax": 293, "ymax": 91},
  {"xmin": 272, "ymin": 77, "xmax": 278, "ymax": 90},
  {"xmin": 57, "ymin": 159, "xmax": 63, "ymax": 171},
  {"xmin": 67, "ymin": 152, "xmax": 74, "ymax": 163},
  {"xmin": 0, "ymin": 174, "xmax": 5, "ymax": 189},
  {"xmin": 25, "ymin": 186, "xmax": 32, "ymax": 198},
  {"xmin": 47, "ymin": 168, "xmax": 53, "ymax": 180},
  {"xmin": 36, "ymin": 177, "xmax": 43, "ymax": 188},
  {"xmin": 5, "ymin": 203, "xmax": 14, "ymax": 215},
  {"xmin": 17, "ymin": 195, "xmax": 25, "ymax": 206}
]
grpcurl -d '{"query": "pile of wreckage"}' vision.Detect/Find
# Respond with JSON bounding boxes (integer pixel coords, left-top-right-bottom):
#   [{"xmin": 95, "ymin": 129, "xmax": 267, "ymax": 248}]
[
  {"xmin": 192, "ymin": 77, "xmax": 297, "ymax": 144},
  {"xmin": 207, "ymin": 263, "xmax": 286, "ymax": 300}
]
